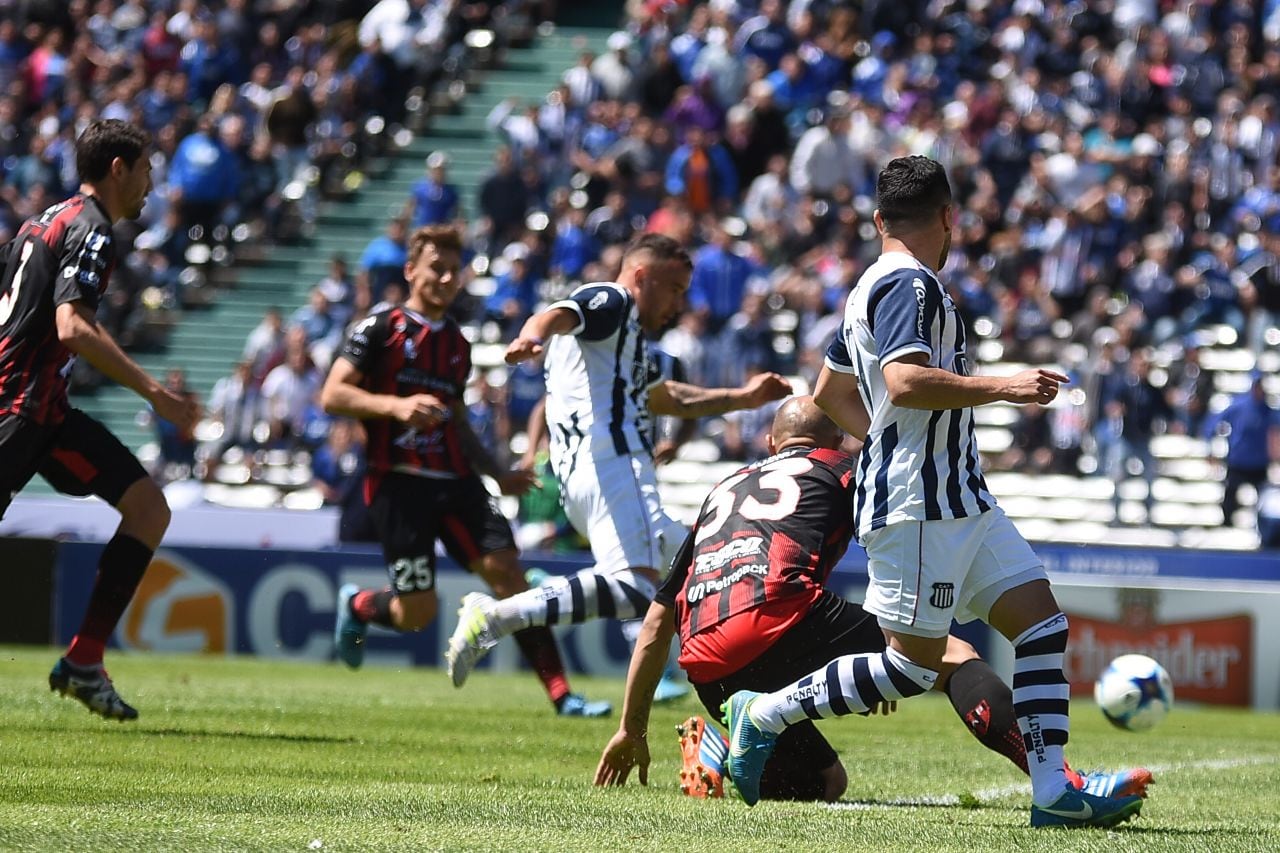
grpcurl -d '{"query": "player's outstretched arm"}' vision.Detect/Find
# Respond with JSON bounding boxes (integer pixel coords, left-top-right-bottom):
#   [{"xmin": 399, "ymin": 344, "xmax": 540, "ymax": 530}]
[
  {"xmin": 594, "ymin": 600, "xmax": 678, "ymax": 788},
  {"xmin": 813, "ymin": 364, "xmax": 870, "ymax": 441},
  {"xmin": 55, "ymin": 301, "xmax": 199, "ymax": 432},
  {"xmin": 882, "ymin": 352, "xmax": 1068, "ymax": 410},
  {"xmin": 504, "ymin": 306, "xmax": 580, "ymax": 364},
  {"xmin": 320, "ymin": 358, "xmax": 447, "ymax": 429},
  {"xmin": 647, "ymin": 372, "xmax": 792, "ymax": 418}
]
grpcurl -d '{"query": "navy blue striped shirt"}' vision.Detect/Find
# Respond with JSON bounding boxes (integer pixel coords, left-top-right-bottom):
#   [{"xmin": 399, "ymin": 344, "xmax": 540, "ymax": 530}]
[{"xmin": 825, "ymin": 252, "xmax": 994, "ymax": 540}]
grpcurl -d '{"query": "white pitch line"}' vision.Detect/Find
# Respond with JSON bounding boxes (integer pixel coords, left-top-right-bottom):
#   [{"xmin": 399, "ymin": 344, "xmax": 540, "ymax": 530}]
[{"xmin": 828, "ymin": 755, "xmax": 1280, "ymax": 811}]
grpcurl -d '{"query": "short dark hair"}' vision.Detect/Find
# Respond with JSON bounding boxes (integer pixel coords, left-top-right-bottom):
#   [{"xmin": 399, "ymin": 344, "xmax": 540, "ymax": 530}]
[
  {"xmin": 876, "ymin": 156, "xmax": 952, "ymax": 233},
  {"xmin": 407, "ymin": 225, "xmax": 464, "ymax": 264},
  {"xmin": 76, "ymin": 119, "xmax": 150, "ymax": 183},
  {"xmin": 622, "ymin": 233, "xmax": 693, "ymax": 272}
]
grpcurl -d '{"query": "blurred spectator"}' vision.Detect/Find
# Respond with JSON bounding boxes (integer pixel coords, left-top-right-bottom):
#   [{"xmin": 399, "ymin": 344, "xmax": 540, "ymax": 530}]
[
  {"xmin": 585, "ymin": 190, "xmax": 636, "ymax": 247},
  {"xmin": 688, "ymin": 221, "xmax": 758, "ymax": 333},
  {"xmin": 563, "ymin": 51, "xmax": 602, "ymax": 108},
  {"xmin": 1237, "ymin": 229, "xmax": 1280, "ymax": 353},
  {"xmin": 409, "ymin": 151, "xmax": 460, "ymax": 227},
  {"xmin": 168, "ymin": 115, "xmax": 239, "ymax": 233},
  {"xmin": 664, "ymin": 125, "xmax": 737, "ymax": 216},
  {"xmin": 734, "ymin": 0, "xmax": 794, "ymax": 71},
  {"xmin": 1176, "ymin": 235, "xmax": 1245, "ymax": 339},
  {"xmin": 208, "ymin": 360, "xmax": 260, "ymax": 462},
  {"xmin": 549, "ymin": 206, "xmax": 599, "ymax": 282},
  {"xmin": 358, "ymin": 216, "xmax": 409, "ymax": 301},
  {"xmin": 1206, "ymin": 372, "xmax": 1280, "ymax": 527},
  {"xmin": 243, "ymin": 306, "xmax": 285, "ymax": 380},
  {"xmin": 506, "ymin": 355, "xmax": 546, "ymax": 435},
  {"xmin": 289, "ymin": 287, "xmax": 343, "ymax": 367},
  {"xmin": 1100, "ymin": 350, "xmax": 1172, "ymax": 524},
  {"xmin": 789, "ymin": 95, "xmax": 861, "ymax": 197},
  {"xmin": 997, "ymin": 404, "xmax": 1054, "ymax": 475},
  {"xmin": 593, "ymin": 31, "xmax": 636, "ymax": 100},
  {"xmin": 260, "ymin": 337, "xmax": 323, "ymax": 447},
  {"xmin": 1167, "ymin": 342, "xmax": 1215, "ymax": 437},
  {"xmin": 359, "ymin": 0, "xmax": 454, "ymax": 116},
  {"xmin": 316, "ymin": 255, "xmax": 354, "ymax": 324},
  {"xmin": 477, "ymin": 146, "xmax": 529, "ymax": 247},
  {"xmin": 485, "ymin": 243, "xmax": 540, "ymax": 336},
  {"xmin": 145, "ymin": 368, "xmax": 199, "ymax": 479},
  {"xmin": 664, "ymin": 79, "xmax": 723, "ymax": 138},
  {"xmin": 265, "ymin": 65, "xmax": 318, "ymax": 222},
  {"xmin": 718, "ymin": 290, "xmax": 779, "ymax": 387},
  {"xmin": 638, "ymin": 41, "xmax": 682, "ymax": 117},
  {"xmin": 311, "ymin": 417, "xmax": 366, "ymax": 506},
  {"xmin": 468, "ymin": 372, "xmax": 510, "ymax": 471}
]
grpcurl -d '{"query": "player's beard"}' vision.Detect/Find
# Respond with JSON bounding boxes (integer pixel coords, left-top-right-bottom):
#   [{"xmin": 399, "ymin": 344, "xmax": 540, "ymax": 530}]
[{"xmin": 938, "ymin": 230, "xmax": 952, "ymax": 271}]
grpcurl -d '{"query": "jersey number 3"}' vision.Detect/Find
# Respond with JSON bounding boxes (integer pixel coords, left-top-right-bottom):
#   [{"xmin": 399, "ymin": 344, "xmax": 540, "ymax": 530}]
[
  {"xmin": 694, "ymin": 456, "xmax": 812, "ymax": 545},
  {"xmin": 0, "ymin": 241, "xmax": 35, "ymax": 326}
]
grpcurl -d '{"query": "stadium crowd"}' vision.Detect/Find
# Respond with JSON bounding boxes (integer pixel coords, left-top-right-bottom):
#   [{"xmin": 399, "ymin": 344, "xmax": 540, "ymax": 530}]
[{"xmin": 6, "ymin": 0, "xmax": 1278, "ymax": 538}]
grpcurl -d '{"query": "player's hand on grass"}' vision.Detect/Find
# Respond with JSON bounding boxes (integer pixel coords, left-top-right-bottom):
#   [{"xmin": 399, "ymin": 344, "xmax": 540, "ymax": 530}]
[
  {"xmin": 497, "ymin": 468, "xmax": 540, "ymax": 496},
  {"xmin": 395, "ymin": 394, "xmax": 449, "ymax": 429},
  {"xmin": 1001, "ymin": 369, "xmax": 1069, "ymax": 406},
  {"xmin": 743, "ymin": 372, "xmax": 793, "ymax": 408},
  {"xmin": 594, "ymin": 730, "xmax": 649, "ymax": 787},
  {"xmin": 868, "ymin": 700, "xmax": 897, "ymax": 716},
  {"xmin": 153, "ymin": 387, "xmax": 201, "ymax": 434},
  {"xmin": 505, "ymin": 335, "xmax": 545, "ymax": 365}
]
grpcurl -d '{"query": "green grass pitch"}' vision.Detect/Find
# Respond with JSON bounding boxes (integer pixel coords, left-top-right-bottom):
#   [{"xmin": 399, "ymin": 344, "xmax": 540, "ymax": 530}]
[{"xmin": 2, "ymin": 646, "xmax": 1279, "ymax": 852}]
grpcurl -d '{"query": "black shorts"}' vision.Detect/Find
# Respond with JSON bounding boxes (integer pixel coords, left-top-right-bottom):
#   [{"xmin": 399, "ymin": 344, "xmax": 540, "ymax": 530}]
[
  {"xmin": 0, "ymin": 409, "xmax": 149, "ymax": 519},
  {"xmin": 693, "ymin": 591, "xmax": 885, "ymax": 801},
  {"xmin": 366, "ymin": 471, "xmax": 516, "ymax": 595}
]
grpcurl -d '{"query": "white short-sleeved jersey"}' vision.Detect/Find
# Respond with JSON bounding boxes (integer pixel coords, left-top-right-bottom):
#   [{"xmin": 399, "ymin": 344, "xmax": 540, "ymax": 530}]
[
  {"xmin": 544, "ymin": 282, "xmax": 658, "ymax": 479},
  {"xmin": 825, "ymin": 251, "xmax": 995, "ymax": 540}
]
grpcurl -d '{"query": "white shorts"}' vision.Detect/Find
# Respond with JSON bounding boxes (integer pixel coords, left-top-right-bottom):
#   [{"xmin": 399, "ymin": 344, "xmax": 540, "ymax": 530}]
[
  {"xmin": 860, "ymin": 507, "xmax": 1045, "ymax": 638},
  {"xmin": 559, "ymin": 452, "xmax": 688, "ymax": 576}
]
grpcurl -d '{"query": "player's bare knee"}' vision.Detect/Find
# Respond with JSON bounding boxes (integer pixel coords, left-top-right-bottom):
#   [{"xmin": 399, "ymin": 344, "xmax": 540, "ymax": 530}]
[
  {"xmin": 115, "ymin": 477, "xmax": 170, "ymax": 547},
  {"xmin": 820, "ymin": 760, "xmax": 848, "ymax": 802},
  {"xmin": 395, "ymin": 591, "xmax": 438, "ymax": 631}
]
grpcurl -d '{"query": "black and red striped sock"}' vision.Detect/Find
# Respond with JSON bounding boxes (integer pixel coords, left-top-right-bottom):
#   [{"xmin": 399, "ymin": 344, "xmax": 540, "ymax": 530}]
[
  {"xmin": 351, "ymin": 588, "xmax": 396, "ymax": 629},
  {"xmin": 513, "ymin": 627, "xmax": 570, "ymax": 705},
  {"xmin": 945, "ymin": 659, "xmax": 1029, "ymax": 775},
  {"xmin": 66, "ymin": 534, "xmax": 153, "ymax": 667}
]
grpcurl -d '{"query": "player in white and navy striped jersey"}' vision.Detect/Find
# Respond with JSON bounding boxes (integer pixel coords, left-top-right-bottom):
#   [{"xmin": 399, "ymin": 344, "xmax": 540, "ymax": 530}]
[
  {"xmin": 445, "ymin": 234, "xmax": 791, "ymax": 688},
  {"xmin": 720, "ymin": 157, "xmax": 1148, "ymax": 828},
  {"xmin": 823, "ymin": 252, "xmax": 996, "ymax": 536}
]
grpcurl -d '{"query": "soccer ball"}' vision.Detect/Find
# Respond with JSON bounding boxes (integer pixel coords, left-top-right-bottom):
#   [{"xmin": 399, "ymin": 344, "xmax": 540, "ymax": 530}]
[{"xmin": 1093, "ymin": 654, "xmax": 1174, "ymax": 732}]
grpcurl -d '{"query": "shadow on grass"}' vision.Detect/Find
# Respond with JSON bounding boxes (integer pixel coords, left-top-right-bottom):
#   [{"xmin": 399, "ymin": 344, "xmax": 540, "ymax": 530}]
[{"xmin": 19, "ymin": 724, "xmax": 357, "ymax": 744}]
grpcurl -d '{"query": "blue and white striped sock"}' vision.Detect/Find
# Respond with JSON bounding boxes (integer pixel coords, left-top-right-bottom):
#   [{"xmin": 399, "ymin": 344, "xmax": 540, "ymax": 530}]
[{"xmin": 748, "ymin": 647, "xmax": 937, "ymax": 733}]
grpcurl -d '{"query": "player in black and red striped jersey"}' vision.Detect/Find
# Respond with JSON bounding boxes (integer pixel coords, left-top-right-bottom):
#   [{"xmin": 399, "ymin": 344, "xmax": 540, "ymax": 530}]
[
  {"xmin": 323, "ymin": 225, "xmax": 610, "ymax": 717},
  {"xmin": 595, "ymin": 397, "xmax": 1152, "ymax": 803},
  {"xmin": 0, "ymin": 119, "xmax": 200, "ymax": 721}
]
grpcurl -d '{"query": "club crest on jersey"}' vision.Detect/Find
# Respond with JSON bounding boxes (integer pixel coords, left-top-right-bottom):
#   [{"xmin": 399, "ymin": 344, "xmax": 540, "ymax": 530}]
[{"xmin": 929, "ymin": 582, "xmax": 955, "ymax": 609}]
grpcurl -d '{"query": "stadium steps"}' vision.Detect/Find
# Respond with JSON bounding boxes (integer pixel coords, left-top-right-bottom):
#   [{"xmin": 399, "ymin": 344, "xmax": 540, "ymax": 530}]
[{"xmin": 60, "ymin": 26, "xmax": 608, "ymax": 465}]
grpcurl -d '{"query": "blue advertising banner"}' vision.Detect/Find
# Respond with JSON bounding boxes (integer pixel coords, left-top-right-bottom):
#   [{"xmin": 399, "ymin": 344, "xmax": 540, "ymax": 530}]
[{"xmin": 53, "ymin": 541, "xmax": 1279, "ymax": 680}]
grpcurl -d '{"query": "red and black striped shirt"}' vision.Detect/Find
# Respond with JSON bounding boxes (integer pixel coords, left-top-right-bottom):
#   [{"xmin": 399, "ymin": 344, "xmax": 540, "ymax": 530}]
[
  {"xmin": 657, "ymin": 447, "xmax": 857, "ymax": 676},
  {"xmin": 338, "ymin": 305, "xmax": 472, "ymax": 482},
  {"xmin": 0, "ymin": 194, "xmax": 115, "ymax": 425}
]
